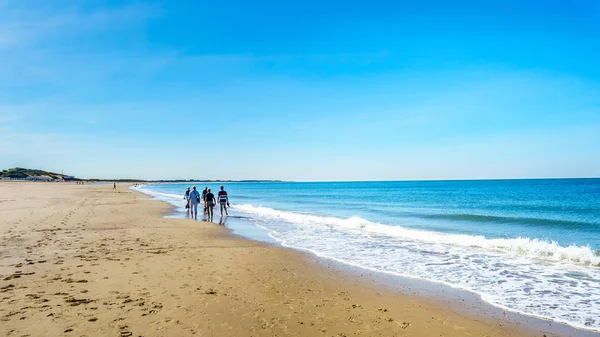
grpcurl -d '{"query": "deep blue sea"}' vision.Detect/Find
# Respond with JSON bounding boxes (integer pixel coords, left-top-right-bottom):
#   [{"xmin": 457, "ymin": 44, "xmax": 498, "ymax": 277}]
[{"xmin": 134, "ymin": 179, "xmax": 600, "ymax": 331}]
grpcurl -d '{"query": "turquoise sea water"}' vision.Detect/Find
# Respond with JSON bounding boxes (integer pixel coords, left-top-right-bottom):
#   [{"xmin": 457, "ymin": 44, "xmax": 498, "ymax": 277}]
[{"xmin": 135, "ymin": 179, "xmax": 600, "ymax": 331}]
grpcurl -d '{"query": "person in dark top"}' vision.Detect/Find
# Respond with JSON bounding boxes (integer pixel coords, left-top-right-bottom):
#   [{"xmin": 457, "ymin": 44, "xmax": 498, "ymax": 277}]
[
  {"xmin": 201, "ymin": 187, "xmax": 208, "ymax": 214},
  {"xmin": 218, "ymin": 186, "xmax": 229, "ymax": 217},
  {"xmin": 204, "ymin": 188, "xmax": 216, "ymax": 221},
  {"xmin": 183, "ymin": 187, "xmax": 191, "ymax": 213}
]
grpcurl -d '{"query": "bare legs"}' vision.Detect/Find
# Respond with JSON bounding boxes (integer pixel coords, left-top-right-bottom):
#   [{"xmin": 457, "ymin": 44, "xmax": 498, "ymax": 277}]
[{"xmin": 220, "ymin": 203, "xmax": 229, "ymax": 217}]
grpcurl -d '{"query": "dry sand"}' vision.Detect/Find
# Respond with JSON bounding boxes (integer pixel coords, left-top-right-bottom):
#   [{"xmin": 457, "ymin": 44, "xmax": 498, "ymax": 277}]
[{"xmin": 0, "ymin": 182, "xmax": 588, "ymax": 336}]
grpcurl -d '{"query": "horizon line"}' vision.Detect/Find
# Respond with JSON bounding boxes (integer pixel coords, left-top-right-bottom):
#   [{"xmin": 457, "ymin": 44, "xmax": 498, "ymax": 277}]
[{"xmin": 115, "ymin": 176, "xmax": 600, "ymax": 183}]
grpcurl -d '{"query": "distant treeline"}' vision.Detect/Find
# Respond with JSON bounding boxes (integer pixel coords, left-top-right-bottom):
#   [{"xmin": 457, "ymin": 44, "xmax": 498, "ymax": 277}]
[
  {"xmin": 89, "ymin": 179, "xmax": 284, "ymax": 183},
  {"xmin": 87, "ymin": 179, "xmax": 149, "ymax": 182},
  {"xmin": 1, "ymin": 168, "xmax": 283, "ymax": 183}
]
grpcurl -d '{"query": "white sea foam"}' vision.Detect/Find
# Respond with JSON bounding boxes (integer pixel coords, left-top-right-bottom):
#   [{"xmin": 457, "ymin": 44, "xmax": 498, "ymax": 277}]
[
  {"xmin": 132, "ymin": 186, "xmax": 184, "ymax": 206},
  {"xmin": 133, "ymin": 185, "xmax": 600, "ymax": 331},
  {"xmin": 232, "ymin": 204, "xmax": 600, "ymax": 331},
  {"xmin": 234, "ymin": 204, "xmax": 600, "ymax": 267}
]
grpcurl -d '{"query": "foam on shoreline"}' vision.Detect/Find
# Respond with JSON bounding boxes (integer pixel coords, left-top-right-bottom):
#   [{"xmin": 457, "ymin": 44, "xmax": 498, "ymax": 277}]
[{"xmin": 133, "ymin": 184, "xmax": 600, "ymax": 332}]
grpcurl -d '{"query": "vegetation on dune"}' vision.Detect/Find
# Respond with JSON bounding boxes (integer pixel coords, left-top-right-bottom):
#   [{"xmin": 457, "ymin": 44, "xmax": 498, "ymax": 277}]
[
  {"xmin": 1, "ymin": 167, "xmax": 284, "ymax": 182},
  {"xmin": 0, "ymin": 167, "xmax": 69, "ymax": 179}
]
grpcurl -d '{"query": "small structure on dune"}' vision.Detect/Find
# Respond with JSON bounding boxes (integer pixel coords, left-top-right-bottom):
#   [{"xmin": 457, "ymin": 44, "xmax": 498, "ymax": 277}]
[{"xmin": 27, "ymin": 175, "xmax": 54, "ymax": 181}]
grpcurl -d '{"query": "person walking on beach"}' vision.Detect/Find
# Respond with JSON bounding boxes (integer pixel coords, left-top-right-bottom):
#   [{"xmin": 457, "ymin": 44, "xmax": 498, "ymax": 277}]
[
  {"xmin": 113, "ymin": 183, "xmax": 116, "ymax": 190},
  {"xmin": 205, "ymin": 188, "xmax": 216, "ymax": 221},
  {"xmin": 218, "ymin": 186, "xmax": 230, "ymax": 217},
  {"xmin": 189, "ymin": 186, "xmax": 201, "ymax": 220},
  {"xmin": 183, "ymin": 187, "xmax": 191, "ymax": 213},
  {"xmin": 202, "ymin": 187, "xmax": 208, "ymax": 214}
]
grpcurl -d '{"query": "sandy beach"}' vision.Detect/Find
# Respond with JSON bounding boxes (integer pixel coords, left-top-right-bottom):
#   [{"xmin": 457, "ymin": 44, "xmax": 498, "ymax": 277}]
[{"xmin": 0, "ymin": 182, "xmax": 593, "ymax": 337}]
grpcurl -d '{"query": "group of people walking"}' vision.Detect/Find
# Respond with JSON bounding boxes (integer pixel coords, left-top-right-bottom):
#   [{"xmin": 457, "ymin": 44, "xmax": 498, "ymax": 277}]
[{"xmin": 184, "ymin": 186, "xmax": 230, "ymax": 221}]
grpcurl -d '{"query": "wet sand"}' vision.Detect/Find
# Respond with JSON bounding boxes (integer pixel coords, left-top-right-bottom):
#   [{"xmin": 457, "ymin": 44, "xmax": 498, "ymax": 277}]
[{"xmin": 0, "ymin": 182, "xmax": 592, "ymax": 336}]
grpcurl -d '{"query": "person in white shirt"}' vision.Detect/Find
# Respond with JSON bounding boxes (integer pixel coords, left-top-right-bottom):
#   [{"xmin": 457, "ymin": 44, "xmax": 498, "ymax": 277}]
[{"xmin": 189, "ymin": 186, "xmax": 201, "ymax": 220}]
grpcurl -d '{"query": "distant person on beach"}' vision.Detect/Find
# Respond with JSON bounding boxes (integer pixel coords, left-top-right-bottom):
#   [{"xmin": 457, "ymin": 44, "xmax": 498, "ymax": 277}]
[
  {"xmin": 114, "ymin": 183, "xmax": 116, "ymax": 189},
  {"xmin": 202, "ymin": 187, "xmax": 208, "ymax": 214},
  {"xmin": 189, "ymin": 186, "xmax": 201, "ymax": 219},
  {"xmin": 205, "ymin": 188, "xmax": 216, "ymax": 221},
  {"xmin": 218, "ymin": 186, "xmax": 230, "ymax": 217},
  {"xmin": 183, "ymin": 187, "xmax": 191, "ymax": 212}
]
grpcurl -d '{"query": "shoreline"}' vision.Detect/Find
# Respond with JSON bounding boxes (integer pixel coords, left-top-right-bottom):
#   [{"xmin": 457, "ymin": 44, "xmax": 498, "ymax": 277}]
[
  {"xmin": 0, "ymin": 181, "xmax": 596, "ymax": 336},
  {"xmin": 138, "ymin": 184, "xmax": 600, "ymax": 337}
]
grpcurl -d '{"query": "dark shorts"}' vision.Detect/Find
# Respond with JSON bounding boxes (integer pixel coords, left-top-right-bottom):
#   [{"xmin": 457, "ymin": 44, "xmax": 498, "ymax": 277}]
[{"xmin": 207, "ymin": 201, "xmax": 214, "ymax": 207}]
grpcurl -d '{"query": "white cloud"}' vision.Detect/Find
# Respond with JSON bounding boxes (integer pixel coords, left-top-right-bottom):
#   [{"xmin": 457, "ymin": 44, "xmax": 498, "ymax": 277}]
[
  {"xmin": 0, "ymin": 1, "xmax": 159, "ymax": 49},
  {"xmin": 0, "ymin": 1, "xmax": 163, "ymax": 90}
]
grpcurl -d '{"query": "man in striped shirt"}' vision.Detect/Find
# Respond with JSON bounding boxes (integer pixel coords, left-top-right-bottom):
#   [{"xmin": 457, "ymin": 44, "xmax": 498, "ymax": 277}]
[{"xmin": 218, "ymin": 186, "xmax": 230, "ymax": 217}]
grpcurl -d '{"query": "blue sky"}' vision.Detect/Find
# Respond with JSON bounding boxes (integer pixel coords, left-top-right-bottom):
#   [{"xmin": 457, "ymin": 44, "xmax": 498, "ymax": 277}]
[{"xmin": 1, "ymin": 0, "xmax": 599, "ymax": 180}]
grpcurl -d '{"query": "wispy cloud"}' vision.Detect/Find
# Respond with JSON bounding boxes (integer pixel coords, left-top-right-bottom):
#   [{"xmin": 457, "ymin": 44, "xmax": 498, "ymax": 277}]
[
  {"xmin": 0, "ymin": 1, "xmax": 159, "ymax": 49},
  {"xmin": 0, "ymin": 1, "xmax": 163, "ymax": 90},
  {"xmin": 0, "ymin": 0, "xmax": 393, "ymax": 96},
  {"xmin": 0, "ymin": 131, "xmax": 74, "ymax": 156}
]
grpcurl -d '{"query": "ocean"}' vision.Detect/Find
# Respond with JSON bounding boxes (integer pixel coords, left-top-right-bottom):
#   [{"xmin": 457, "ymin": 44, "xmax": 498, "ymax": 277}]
[{"xmin": 133, "ymin": 179, "xmax": 600, "ymax": 331}]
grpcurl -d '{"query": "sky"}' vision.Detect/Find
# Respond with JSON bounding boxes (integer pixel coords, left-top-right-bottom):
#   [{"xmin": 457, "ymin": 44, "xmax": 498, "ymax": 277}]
[{"xmin": 1, "ymin": 0, "xmax": 599, "ymax": 181}]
